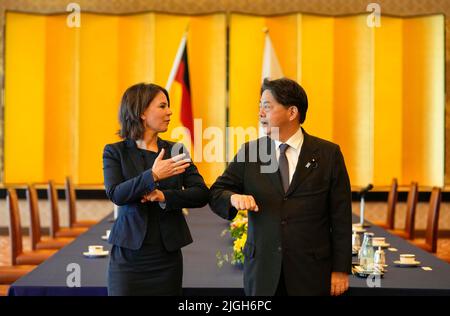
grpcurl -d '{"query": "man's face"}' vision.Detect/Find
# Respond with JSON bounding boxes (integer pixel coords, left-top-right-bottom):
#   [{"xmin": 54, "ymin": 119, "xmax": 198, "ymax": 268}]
[{"xmin": 259, "ymin": 89, "xmax": 291, "ymax": 136}]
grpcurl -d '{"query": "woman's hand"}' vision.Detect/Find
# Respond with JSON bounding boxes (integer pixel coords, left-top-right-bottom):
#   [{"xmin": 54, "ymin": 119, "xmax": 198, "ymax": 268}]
[
  {"xmin": 141, "ymin": 189, "xmax": 165, "ymax": 203},
  {"xmin": 152, "ymin": 148, "xmax": 191, "ymax": 181}
]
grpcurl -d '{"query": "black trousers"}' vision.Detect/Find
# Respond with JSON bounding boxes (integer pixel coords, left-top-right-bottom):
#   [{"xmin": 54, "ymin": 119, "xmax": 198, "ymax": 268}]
[{"xmin": 275, "ymin": 265, "xmax": 288, "ymax": 296}]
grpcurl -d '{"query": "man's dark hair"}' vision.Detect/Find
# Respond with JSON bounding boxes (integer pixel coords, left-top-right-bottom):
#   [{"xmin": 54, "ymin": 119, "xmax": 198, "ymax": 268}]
[
  {"xmin": 118, "ymin": 83, "xmax": 170, "ymax": 140},
  {"xmin": 261, "ymin": 78, "xmax": 308, "ymax": 124}
]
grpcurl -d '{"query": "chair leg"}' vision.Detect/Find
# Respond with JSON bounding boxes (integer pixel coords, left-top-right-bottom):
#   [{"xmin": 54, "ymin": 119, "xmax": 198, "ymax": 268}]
[{"xmin": 0, "ymin": 285, "xmax": 10, "ymax": 296}]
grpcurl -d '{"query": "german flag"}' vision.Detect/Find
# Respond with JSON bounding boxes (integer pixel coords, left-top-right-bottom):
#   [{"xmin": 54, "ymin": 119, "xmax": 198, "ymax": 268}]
[{"xmin": 166, "ymin": 34, "xmax": 194, "ymax": 143}]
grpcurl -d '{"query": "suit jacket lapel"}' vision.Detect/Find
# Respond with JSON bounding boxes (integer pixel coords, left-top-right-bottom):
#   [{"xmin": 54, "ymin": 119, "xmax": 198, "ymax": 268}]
[
  {"xmin": 157, "ymin": 137, "xmax": 171, "ymax": 159},
  {"xmin": 126, "ymin": 138, "xmax": 171, "ymax": 176},
  {"xmin": 286, "ymin": 130, "xmax": 319, "ymax": 196},
  {"xmin": 125, "ymin": 139, "xmax": 145, "ymax": 175}
]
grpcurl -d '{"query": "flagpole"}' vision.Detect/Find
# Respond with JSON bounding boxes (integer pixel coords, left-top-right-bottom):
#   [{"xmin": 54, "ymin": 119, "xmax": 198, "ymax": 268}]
[
  {"xmin": 261, "ymin": 27, "xmax": 283, "ymax": 82},
  {"xmin": 165, "ymin": 31, "xmax": 188, "ymax": 91}
]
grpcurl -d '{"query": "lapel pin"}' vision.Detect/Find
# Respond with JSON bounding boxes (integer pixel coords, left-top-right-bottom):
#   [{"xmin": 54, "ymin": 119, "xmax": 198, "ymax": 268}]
[{"xmin": 306, "ymin": 158, "xmax": 318, "ymax": 169}]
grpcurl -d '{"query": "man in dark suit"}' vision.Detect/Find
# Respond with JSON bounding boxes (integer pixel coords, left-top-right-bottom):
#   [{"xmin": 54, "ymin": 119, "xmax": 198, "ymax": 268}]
[{"xmin": 209, "ymin": 78, "xmax": 352, "ymax": 296}]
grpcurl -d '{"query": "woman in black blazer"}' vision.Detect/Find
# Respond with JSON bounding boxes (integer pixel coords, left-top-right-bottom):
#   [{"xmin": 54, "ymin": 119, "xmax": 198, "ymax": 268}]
[{"xmin": 103, "ymin": 83, "xmax": 209, "ymax": 295}]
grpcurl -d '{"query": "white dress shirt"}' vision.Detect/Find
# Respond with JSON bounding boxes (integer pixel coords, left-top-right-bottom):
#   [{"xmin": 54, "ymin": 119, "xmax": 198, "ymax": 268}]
[{"xmin": 274, "ymin": 127, "xmax": 304, "ymax": 185}]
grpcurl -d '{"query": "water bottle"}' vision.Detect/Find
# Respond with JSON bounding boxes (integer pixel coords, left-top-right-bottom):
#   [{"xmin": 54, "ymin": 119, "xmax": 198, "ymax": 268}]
[
  {"xmin": 359, "ymin": 232, "xmax": 375, "ymax": 271},
  {"xmin": 374, "ymin": 246, "xmax": 386, "ymax": 271},
  {"xmin": 352, "ymin": 231, "xmax": 361, "ymax": 250}
]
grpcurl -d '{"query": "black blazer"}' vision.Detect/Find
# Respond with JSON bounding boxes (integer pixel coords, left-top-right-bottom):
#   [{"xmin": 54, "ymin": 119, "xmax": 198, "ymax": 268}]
[
  {"xmin": 209, "ymin": 129, "xmax": 352, "ymax": 296},
  {"xmin": 103, "ymin": 138, "xmax": 209, "ymax": 251}
]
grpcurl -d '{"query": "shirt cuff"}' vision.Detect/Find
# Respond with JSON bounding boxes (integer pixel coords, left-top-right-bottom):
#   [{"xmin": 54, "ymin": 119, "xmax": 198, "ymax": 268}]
[{"xmin": 159, "ymin": 202, "xmax": 167, "ymax": 210}]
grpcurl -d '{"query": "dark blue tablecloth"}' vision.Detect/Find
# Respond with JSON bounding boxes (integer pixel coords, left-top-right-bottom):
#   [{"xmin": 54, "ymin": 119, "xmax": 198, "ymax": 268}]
[
  {"xmin": 348, "ymin": 215, "xmax": 450, "ymax": 295},
  {"xmin": 8, "ymin": 208, "xmax": 450, "ymax": 296},
  {"xmin": 8, "ymin": 206, "xmax": 243, "ymax": 296}
]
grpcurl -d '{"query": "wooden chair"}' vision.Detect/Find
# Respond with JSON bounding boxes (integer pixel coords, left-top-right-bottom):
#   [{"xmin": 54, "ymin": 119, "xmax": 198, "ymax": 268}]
[
  {"xmin": 373, "ymin": 178, "xmax": 398, "ymax": 229},
  {"xmin": 411, "ymin": 187, "xmax": 441, "ymax": 253},
  {"xmin": 7, "ymin": 188, "xmax": 57, "ymax": 266},
  {"xmin": 27, "ymin": 184, "xmax": 74, "ymax": 250},
  {"xmin": 0, "ymin": 265, "xmax": 35, "ymax": 284},
  {"xmin": 1, "ymin": 189, "xmax": 37, "ymax": 286},
  {"xmin": 388, "ymin": 182, "xmax": 418, "ymax": 240},
  {"xmin": 65, "ymin": 176, "xmax": 97, "ymax": 228},
  {"xmin": 436, "ymin": 243, "xmax": 450, "ymax": 264},
  {"xmin": 48, "ymin": 181, "xmax": 87, "ymax": 238},
  {"xmin": 0, "ymin": 285, "xmax": 9, "ymax": 296}
]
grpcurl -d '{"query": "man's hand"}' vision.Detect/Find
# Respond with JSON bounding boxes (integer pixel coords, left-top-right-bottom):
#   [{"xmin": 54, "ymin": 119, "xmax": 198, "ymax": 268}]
[
  {"xmin": 330, "ymin": 272, "xmax": 349, "ymax": 296},
  {"xmin": 141, "ymin": 189, "xmax": 165, "ymax": 203},
  {"xmin": 230, "ymin": 194, "xmax": 259, "ymax": 212}
]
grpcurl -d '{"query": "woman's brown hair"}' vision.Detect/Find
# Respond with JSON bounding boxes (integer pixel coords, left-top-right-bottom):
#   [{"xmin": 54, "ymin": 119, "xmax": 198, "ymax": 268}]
[{"xmin": 118, "ymin": 83, "xmax": 170, "ymax": 140}]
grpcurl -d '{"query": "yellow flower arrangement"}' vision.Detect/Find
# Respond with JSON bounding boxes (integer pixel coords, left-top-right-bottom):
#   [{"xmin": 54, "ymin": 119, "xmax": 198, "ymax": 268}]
[
  {"xmin": 233, "ymin": 232, "xmax": 247, "ymax": 253},
  {"xmin": 217, "ymin": 210, "xmax": 248, "ymax": 267}
]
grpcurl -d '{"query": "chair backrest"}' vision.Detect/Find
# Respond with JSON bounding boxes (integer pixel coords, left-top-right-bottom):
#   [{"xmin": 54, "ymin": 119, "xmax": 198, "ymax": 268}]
[
  {"xmin": 424, "ymin": 187, "xmax": 441, "ymax": 253},
  {"xmin": 404, "ymin": 182, "xmax": 419, "ymax": 240},
  {"xmin": 7, "ymin": 188, "xmax": 23, "ymax": 265},
  {"xmin": 385, "ymin": 178, "xmax": 399, "ymax": 229},
  {"xmin": 27, "ymin": 184, "xmax": 42, "ymax": 250},
  {"xmin": 47, "ymin": 180, "xmax": 61, "ymax": 238},
  {"xmin": 65, "ymin": 176, "xmax": 77, "ymax": 228}
]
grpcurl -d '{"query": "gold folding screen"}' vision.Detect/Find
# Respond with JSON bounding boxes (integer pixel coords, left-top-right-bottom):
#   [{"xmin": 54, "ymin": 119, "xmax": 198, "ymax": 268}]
[
  {"xmin": 4, "ymin": 12, "xmax": 226, "ymax": 185},
  {"xmin": 4, "ymin": 12, "xmax": 444, "ymax": 187},
  {"xmin": 5, "ymin": 13, "xmax": 48, "ymax": 184},
  {"xmin": 229, "ymin": 13, "xmax": 444, "ymax": 187}
]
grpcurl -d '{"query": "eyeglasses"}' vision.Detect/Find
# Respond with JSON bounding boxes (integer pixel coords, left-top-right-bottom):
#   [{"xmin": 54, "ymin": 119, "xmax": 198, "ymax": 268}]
[{"xmin": 259, "ymin": 103, "xmax": 272, "ymax": 113}]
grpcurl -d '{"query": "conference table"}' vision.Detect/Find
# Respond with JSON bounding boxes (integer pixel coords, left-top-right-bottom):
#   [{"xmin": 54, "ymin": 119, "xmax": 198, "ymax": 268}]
[{"xmin": 8, "ymin": 207, "xmax": 450, "ymax": 296}]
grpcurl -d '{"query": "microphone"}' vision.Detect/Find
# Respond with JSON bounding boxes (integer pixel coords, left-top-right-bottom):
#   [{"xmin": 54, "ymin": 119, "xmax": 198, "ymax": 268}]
[
  {"xmin": 359, "ymin": 183, "xmax": 373, "ymax": 227},
  {"xmin": 359, "ymin": 183, "xmax": 373, "ymax": 196}
]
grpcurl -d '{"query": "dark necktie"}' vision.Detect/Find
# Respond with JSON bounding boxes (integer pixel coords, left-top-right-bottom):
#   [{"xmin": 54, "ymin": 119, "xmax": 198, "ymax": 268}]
[{"xmin": 279, "ymin": 143, "xmax": 290, "ymax": 193}]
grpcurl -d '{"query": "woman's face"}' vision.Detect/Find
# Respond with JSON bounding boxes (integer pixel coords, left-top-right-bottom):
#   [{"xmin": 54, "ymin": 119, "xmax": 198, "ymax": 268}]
[{"xmin": 140, "ymin": 91, "xmax": 172, "ymax": 133}]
